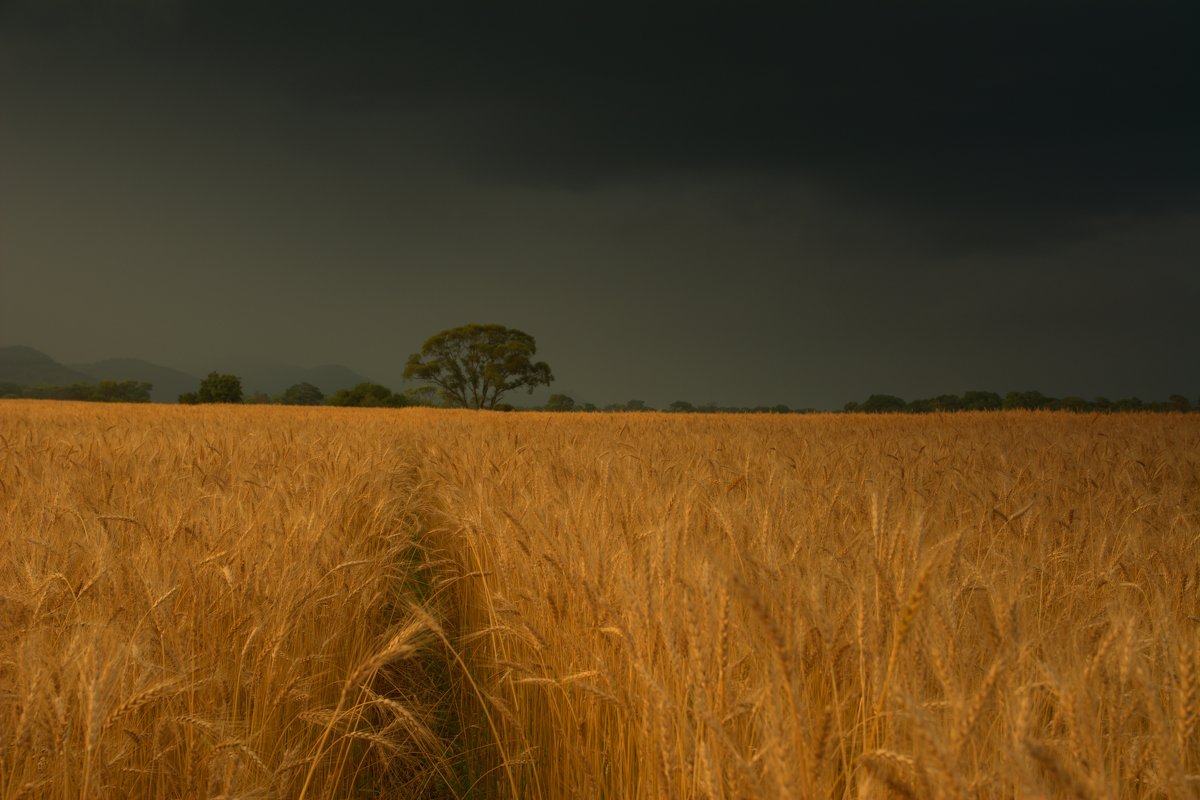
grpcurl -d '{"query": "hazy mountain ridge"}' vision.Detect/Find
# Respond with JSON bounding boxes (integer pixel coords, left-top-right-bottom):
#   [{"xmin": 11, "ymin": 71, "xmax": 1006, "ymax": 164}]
[
  {"xmin": 68, "ymin": 358, "xmax": 201, "ymax": 403},
  {"xmin": 3, "ymin": 346, "xmax": 374, "ymax": 402},
  {"xmin": 0, "ymin": 345, "xmax": 95, "ymax": 387}
]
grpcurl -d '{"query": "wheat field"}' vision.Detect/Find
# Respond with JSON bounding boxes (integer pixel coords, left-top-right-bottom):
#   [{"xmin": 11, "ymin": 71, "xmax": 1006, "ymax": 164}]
[{"xmin": 1, "ymin": 402, "xmax": 1198, "ymax": 798}]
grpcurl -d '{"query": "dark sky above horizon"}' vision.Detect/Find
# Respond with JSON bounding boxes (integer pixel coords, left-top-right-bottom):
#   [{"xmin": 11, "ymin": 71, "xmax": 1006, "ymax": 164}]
[{"xmin": 2, "ymin": 1, "xmax": 1197, "ymax": 408}]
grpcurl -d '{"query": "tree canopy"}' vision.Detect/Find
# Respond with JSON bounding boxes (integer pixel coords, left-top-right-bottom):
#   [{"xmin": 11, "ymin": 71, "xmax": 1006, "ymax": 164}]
[
  {"xmin": 180, "ymin": 372, "xmax": 243, "ymax": 404},
  {"xmin": 280, "ymin": 382, "xmax": 325, "ymax": 406},
  {"xmin": 544, "ymin": 393, "xmax": 576, "ymax": 411},
  {"xmin": 404, "ymin": 324, "xmax": 553, "ymax": 410},
  {"xmin": 0, "ymin": 380, "xmax": 151, "ymax": 403},
  {"xmin": 325, "ymin": 382, "xmax": 406, "ymax": 408}
]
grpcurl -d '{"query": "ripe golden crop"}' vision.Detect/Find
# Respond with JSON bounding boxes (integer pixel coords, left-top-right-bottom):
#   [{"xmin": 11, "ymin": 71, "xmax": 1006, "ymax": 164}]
[{"xmin": 2, "ymin": 402, "xmax": 1197, "ymax": 798}]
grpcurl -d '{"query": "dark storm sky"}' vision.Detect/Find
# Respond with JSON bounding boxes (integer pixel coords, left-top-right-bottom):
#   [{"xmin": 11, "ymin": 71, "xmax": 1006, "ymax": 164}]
[{"xmin": 1, "ymin": 1, "xmax": 1197, "ymax": 408}]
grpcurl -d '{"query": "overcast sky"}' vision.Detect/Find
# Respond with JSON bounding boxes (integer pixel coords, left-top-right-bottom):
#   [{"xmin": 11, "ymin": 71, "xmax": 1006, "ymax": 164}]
[{"xmin": 1, "ymin": 1, "xmax": 1197, "ymax": 408}]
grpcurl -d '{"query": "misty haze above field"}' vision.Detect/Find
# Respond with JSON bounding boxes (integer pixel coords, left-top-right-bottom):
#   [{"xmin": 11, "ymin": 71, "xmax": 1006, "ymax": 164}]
[{"xmin": 1, "ymin": 1, "xmax": 1197, "ymax": 409}]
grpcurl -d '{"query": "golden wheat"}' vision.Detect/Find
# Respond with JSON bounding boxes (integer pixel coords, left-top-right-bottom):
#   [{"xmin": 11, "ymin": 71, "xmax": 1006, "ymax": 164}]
[
  {"xmin": 2, "ymin": 402, "xmax": 1198, "ymax": 798},
  {"xmin": 418, "ymin": 410, "xmax": 1200, "ymax": 798},
  {"xmin": 0, "ymin": 402, "xmax": 448, "ymax": 798}
]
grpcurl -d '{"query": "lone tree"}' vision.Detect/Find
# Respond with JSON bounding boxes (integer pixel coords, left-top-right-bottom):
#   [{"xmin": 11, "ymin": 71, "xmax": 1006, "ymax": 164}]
[{"xmin": 404, "ymin": 323, "xmax": 553, "ymax": 410}]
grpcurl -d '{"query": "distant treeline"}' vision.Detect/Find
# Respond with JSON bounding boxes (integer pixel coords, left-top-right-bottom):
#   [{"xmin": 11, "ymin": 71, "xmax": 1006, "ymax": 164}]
[
  {"xmin": 176, "ymin": 375, "xmax": 441, "ymax": 408},
  {"xmin": 840, "ymin": 390, "xmax": 1195, "ymax": 414},
  {"xmin": 544, "ymin": 392, "xmax": 1197, "ymax": 414},
  {"xmin": 3, "ymin": 377, "xmax": 1197, "ymax": 414},
  {"xmin": 0, "ymin": 380, "xmax": 152, "ymax": 403},
  {"xmin": 542, "ymin": 395, "xmax": 811, "ymax": 413}
]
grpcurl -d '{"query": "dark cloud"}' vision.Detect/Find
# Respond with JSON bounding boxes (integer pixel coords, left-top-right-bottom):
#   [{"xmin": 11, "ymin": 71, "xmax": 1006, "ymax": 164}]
[
  {"xmin": 8, "ymin": 1, "xmax": 1198, "ymax": 242},
  {"xmin": 185, "ymin": 3, "xmax": 1200, "ymax": 240},
  {"xmin": 1, "ymin": 1, "xmax": 1197, "ymax": 407}
]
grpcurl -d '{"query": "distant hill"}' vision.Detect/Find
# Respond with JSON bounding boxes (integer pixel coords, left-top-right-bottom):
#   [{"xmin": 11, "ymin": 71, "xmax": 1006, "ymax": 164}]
[
  {"xmin": 1, "ymin": 346, "xmax": 376, "ymax": 402},
  {"xmin": 226, "ymin": 361, "xmax": 374, "ymax": 397},
  {"xmin": 0, "ymin": 345, "xmax": 95, "ymax": 386},
  {"xmin": 69, "ymin": 358, "xmax": 200, "ymax": 403}
]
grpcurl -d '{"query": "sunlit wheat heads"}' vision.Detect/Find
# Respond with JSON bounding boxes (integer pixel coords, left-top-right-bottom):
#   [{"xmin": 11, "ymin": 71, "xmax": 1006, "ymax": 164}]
[{"xmin": 2, "ymin": 403, "xmax": 1197, "ymax": 798}]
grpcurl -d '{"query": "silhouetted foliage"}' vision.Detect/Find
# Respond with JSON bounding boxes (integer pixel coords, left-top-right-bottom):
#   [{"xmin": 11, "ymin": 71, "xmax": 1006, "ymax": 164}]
[
  {"xmin": 1, "ymin": 380, "xmax": 152, "ymax": 403},
  {"xmin": 404, "ymin": 323, "xmax": 553, "ymax": 410},
  {"xmin": 1057, "ymin": 396, "xmax": 1090, "ymax": 411},
  {"xmin": 836, "ymin": 389, "xmax": 1194, "ymax": 414},
  {"xmin": 908, "ymin": 394, "xmax": 967, "ymax": 413},
  {"xmin": 280, "ymin": 382, "xmax": 325, "ymax": 406},
  {"xmin": 602, "ymin": 399, "xmax": 652, "ymax": 411},
  {"xmin": 180, "ymin": 372, "xmax": 243, "ymax": 404},
  {"xmin": 961, "ymin": 391, "xmax": 1003, "ymax": 411},
  {"xmin": 1003, "ymin": 390, "xmax": 1054, "ymax": 410},
  {"xmin": 1168, "ymin": 394, "xmax": 1192, "ymax": 412},
  {"xmin": 859, "ymin": 394, "xmax": 908, "ymax": 413},
  {"xmin": 1112, "ymin": 396, "xmax": 1144, "ymax": 412},
  {"xmin": 401, "ymin": 386, "xmax": 443, "ymax": 407},
  {"xmin": 544, "ymin": 393, "xmax": 576, "ymax": 411},
  {"xmin": 647, "ymin": 400, "xmax": 804, "ymax": 414},
  {"xmin": 325, "ymin": 382, "xmax": 406, "ymax": 408}
]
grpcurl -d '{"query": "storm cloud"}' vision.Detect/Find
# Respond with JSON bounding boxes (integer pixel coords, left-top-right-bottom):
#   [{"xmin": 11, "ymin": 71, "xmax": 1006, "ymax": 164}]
[{"xmin": 1, "ymin": 1, "xmax": 1196, "ymax": 407}]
